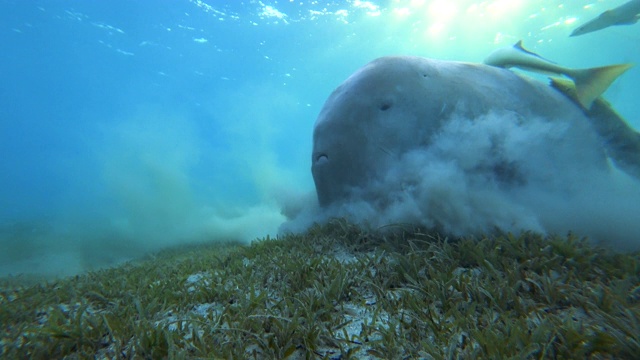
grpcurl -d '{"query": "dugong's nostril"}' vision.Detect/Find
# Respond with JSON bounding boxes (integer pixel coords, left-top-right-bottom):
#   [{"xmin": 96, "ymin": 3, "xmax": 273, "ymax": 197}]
[{"xmin": 316, "ymin": 154, "xmax": 329, "ymax": 164}]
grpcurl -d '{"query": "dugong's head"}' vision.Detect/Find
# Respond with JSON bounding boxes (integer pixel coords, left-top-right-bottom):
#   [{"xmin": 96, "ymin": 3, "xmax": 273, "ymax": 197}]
[{"xmin": 311, "ymin": 56, "xmax": 450, "ymax": 207}]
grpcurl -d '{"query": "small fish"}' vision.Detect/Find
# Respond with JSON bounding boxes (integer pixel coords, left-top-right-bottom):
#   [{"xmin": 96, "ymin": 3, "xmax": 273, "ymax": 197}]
[
  {"xmin": 570, "ymin": 0, "xmax": 640, "ymax": 37},
  {"xmin": 483, "ymin": 40, "xmax": 633, "ymax": 109}
]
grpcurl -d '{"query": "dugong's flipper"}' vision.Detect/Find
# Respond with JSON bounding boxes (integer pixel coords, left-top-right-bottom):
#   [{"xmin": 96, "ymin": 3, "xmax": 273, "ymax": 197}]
[{"xmin": 551, "ymin": 77, "xmax": 640, "ymax": 179}]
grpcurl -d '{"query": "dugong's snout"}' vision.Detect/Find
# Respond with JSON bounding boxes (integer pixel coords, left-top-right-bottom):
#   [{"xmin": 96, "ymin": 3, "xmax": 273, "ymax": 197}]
[
  {"xmin": 311, "ymin": 146, "xmax": 363, "ymax": 207},
  {"xmin": 311, "ymin": 150, "xmax": 338, "ymax": 207}
]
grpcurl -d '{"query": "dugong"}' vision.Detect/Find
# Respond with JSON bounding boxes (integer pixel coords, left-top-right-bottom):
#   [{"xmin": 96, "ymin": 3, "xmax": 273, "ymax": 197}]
[{"xmin": 311, "ymin": 56, "xmax": 639, "ymax": 209}]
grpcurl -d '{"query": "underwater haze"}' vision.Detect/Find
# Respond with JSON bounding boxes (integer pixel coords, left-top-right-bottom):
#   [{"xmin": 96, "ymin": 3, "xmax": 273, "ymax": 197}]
[{"xmin": 1, "ymin": 0, "xmax": 639, "ymax": 278}]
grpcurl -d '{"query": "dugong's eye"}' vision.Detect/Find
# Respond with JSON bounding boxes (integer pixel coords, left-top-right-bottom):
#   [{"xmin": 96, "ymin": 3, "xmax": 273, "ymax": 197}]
[{"xmin": 379, "ymin": 103, "xmax": 392, "ymax": 111}]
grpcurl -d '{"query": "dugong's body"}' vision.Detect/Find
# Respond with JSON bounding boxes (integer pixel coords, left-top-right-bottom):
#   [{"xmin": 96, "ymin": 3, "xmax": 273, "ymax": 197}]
[{"xmin": 311, "ymin": 56, "xmax": 616, "ymax": 207}]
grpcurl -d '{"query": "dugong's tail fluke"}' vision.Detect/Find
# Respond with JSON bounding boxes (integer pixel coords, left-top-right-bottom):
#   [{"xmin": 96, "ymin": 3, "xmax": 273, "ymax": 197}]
[{"xmin": 569, "ymin": 63, "xmax": 634, "ymax": 109}]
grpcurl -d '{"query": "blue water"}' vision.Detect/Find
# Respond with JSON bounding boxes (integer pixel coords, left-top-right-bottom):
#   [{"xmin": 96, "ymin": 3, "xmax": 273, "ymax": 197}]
[{"xmin": 1, "ymin": 0, "xmax": 638, "ymax": 277}]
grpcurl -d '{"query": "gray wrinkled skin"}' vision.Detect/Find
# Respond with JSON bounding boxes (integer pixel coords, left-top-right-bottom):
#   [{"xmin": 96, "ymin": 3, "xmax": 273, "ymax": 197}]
[{"xmin": 311, "ymin": 56, "xmax": 607, "ymax": 207}]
